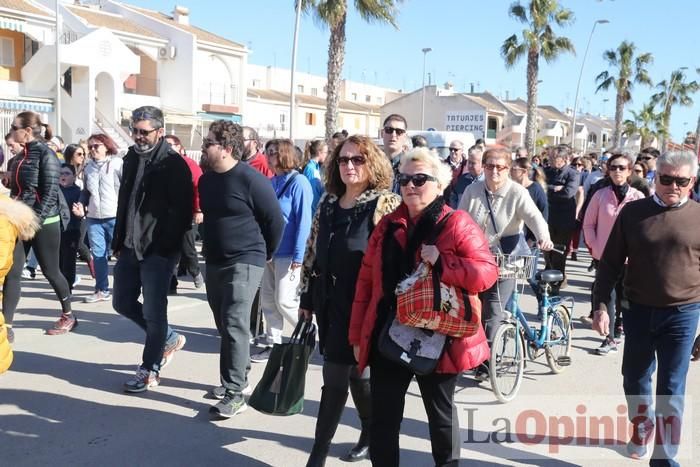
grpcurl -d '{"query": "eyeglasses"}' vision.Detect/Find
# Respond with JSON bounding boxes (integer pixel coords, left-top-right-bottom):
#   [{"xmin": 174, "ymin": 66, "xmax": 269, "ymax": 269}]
[
  {"xmin": 639, "ymin": 156, "xmax": 653, "ymax": 161},
  {"xmin": 571, "ymin": 163, "xmax": 583, "ymax": 167},
  {"xmin": 397, "ymin": 173, "xmax": 438, "ymax": 187},
  {"xmin": 74, "ymin": 151, "xmax": 85, "ymax": 156},
  {"xmin": 633, "ymin": 169, "xmax": 644, "ymax": 174},
  {"xmin": 88, "ymin": 143, "xmax": 103, "ymax": 150},
  {"xmin": 658, "ymin": 175, "xmax": 692, "ymax": 187},
  {"xmin": 607, "ymin": 164, "xmax": 628, "ymax": 172},
  {"xmin": 337, "ymin": 155, "xmax": 366, "ymax": 166},
  {"xmin": 130, "ymin": 127, "xmax": 158, "ymax": 137},
  {"xmin": 265, "ymin": 149, "xmax": 279, "ymax": 156},
  {"xmin": 449, "ymin": 147, "xmax": 462, "ymax": 152},
  {"xmin": 202, "ymin": 138, "xmax": 222, "ymax": 149},
  {"xmin": 483, "ymin": 163, "xmax": 509, "ymax": 172},
  {"xmin": 383, "ymin": 127, "xmax": 406, "ymax": 136}
]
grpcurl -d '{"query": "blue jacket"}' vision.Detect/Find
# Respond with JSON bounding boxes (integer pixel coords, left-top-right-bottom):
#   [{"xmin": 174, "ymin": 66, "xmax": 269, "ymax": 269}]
[
  {"xmin": 302, "ymin": 160, "xmax": 324, "ymax": 212},
  {"xmin": 272, "ymin": 171, "xmax": 313, "ymax": 263}
]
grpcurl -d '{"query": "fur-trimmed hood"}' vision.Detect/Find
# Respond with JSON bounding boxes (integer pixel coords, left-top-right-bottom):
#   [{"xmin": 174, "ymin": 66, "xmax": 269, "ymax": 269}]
[{"xmin": 0, "ymin": 195, "xmax": 40, "ymax": 241}]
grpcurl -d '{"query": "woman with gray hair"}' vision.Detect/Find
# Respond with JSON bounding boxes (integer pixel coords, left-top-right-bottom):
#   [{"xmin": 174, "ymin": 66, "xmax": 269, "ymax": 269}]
[
  {"xmin": 458, "ymin": 147, "xmax": 552, "ymax": 381},
  {"xmin": 583, "ymin": 152, "xmax": 644, "ymax": 355},
  {"xmin": 349, "ymin": 147, "xmax": 498, "ymax": 466}
]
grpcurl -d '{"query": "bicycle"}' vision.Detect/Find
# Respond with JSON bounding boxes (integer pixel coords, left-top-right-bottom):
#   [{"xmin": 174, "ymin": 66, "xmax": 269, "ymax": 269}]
[{"xmin": 488, "ymin": 248, "xmax": 575, "ymax": 403}]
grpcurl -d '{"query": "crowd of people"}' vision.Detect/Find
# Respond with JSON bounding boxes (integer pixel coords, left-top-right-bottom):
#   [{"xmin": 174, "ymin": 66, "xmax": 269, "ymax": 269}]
[{"xmin": 0, "ymin": 106, "xmax": 699, "ymax": 467}]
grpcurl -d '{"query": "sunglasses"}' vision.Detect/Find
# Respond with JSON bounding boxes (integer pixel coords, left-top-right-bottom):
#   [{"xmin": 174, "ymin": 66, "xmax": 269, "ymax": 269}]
[
  {"xmin": 88, "ymin": 143, "xmax": 103, "ymax": 150},
  {"xmin": 337, "ymin": 155, "xmax": 366, "ymax": 166},
  {"xmin": 449, "ymin": 147, "xmax": 461, "ymax": 152},
  {"xmin": 383, "ymin": 127, "xmax": 406, "ymax": 136},
  {"xmin": 658, "ymin": 175, "xmax": 692, "ymax": 187},
  {"xmin": 130, "ymin": 127, "xmax": 158, "ymax": 137},
  {"xmin": 397, "ymin": 173, "xmax": 437, "ymax": 187},
  {"xmin": 484, "ymin": 163, "xmax": 509, "ymax": 172},
  {"xmin": 633, "ymin": 169, "xmax": 644, "ymax": 174},
  {"xmin": 639, "ymin": 156, "xmax": 653, "ymax": 161},
  {"xmin": 75, "ymin": 151, "xmax": 85, "ymax": 156},
  {"xmin": 571, "ymin": 163, "xmax": 583, "ymax": 167},
  {"xmin": 607, "ymin": 165, "xmax": 628, "ymax": 172},
  {"xmin": 203, "ymin": 138, "xmax": 222, "ymax": 149}
]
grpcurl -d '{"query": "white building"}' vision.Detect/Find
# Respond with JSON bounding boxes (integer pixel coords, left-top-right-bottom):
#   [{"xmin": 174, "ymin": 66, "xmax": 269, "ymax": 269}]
[
  {"xmin": 246, "ymin": 64, "xmax": 394, "ymax": 142},
  {"xmin": 0, "ymin": 0, "xmax": 249, "ymax": 154}
]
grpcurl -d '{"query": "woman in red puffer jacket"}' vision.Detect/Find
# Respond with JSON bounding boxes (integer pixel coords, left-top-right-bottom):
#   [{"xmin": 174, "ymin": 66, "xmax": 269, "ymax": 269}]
[{"xmin": 349, "ymin": 148, "xmax": 497, "ymax": 467}]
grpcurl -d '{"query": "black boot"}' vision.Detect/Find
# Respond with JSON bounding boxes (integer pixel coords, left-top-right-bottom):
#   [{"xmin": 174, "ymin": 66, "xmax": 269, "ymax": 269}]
[
  {"xmin": 341, "ymin": 378, "xmax": 371, "ymax": 462},
  {"xmin": 306, "ymin": 387, "xmax": 348, "ymax": 467}
]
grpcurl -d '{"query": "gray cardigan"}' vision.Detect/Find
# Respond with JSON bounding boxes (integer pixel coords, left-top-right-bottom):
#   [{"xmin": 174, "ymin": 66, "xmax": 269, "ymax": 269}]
[{"xmin": 458, "ymin": 179, "xmax": 550, "ymax": 246}]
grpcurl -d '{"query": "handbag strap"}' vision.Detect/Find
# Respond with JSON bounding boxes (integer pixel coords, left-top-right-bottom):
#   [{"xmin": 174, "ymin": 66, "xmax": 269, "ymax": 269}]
[
  {"xmin": 426, "ymin": 211, "xmax": 453, "ymax": 311},
  {"xmin": 484, "ymin": 188, "xmax": 500, "ymax": 237},
  {"xmin": 426, "ymin": 211, "xmax": 454, "ymax": 246}
]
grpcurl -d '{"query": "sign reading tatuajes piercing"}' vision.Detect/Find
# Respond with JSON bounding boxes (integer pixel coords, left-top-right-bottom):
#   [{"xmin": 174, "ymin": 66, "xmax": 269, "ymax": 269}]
[{"xmin": 444, "ymin": 111, "xmax": 485, "ymax": 139}]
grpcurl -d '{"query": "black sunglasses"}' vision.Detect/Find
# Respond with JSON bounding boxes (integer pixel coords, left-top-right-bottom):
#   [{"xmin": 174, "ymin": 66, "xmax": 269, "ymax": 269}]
[
  {"xmin": 607, "ymin": 164, "xmax": 628, "ymax": 172},
  {"xmin": 383, "ymin": 127, "xmax": 406, "ymax": 136},
  {"xmin": 658, "ymin": 175, "xmax": 692, "ymax": 187},
  {"xmin": 88, "ymin": 143, "xmax": 103, "ymax": 150},
  {"xmin": 449, "ymin": 147, "xmax": 462, "ymax": 152},
  {"xmin": 130, "ymin": 127, "xmax": 158, "ymax": 137},
  {"xmin": 397, "ymin": 173, "xmax": 438, "ymax": 187},
  {"xmin": 639, "ymin": 156, "xmax": 654, "ymax": 161},
  {"xmin": 337, "ymin": 155, "xmax": 366, "ymax": 166}
]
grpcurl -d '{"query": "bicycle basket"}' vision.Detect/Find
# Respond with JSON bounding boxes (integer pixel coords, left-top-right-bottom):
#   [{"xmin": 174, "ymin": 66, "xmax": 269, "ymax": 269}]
[{"xmin": 493, "ymin": 253, "xmax": 537, "ymax": 280}]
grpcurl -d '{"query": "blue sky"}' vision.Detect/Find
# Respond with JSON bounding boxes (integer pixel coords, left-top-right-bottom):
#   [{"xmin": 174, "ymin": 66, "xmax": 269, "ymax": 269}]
[{"xmin": 128, "ymin": 0, "xmax": 699, "ymax": 142}]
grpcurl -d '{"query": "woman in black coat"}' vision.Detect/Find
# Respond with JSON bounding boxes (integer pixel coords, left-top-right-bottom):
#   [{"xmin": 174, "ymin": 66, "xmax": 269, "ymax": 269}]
[{"xmin": 299, "ymin": 135, "xmax": 400, "ymax": 466}]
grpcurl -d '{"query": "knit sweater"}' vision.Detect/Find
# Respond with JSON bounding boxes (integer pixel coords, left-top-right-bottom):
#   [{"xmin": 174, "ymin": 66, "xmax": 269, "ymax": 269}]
[
  {"xmin": 594, "ymin": 197, "xmax": 700, "ymax": 308},
  {"xmin": 458, "ymin": 179, "xmax": 550, "ymax": 246}
]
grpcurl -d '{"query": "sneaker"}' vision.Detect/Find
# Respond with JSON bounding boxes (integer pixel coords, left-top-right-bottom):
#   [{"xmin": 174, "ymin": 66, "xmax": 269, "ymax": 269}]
[
  {"xmin": 474, "ymin": 364, "xmax": 490, "ymax": 382},
  {"xmin": 210, "ymin": 384, "xmax": 252, "ymax": 400},
  {"xmin": 72, "ymin": 276, "xmax": 82, "ymax": 288},
  {"xmin": 580, "ymin": 311, "xmax": 594, "ymax": 325},
  {"xmin": 46, "ymin": 313, "xmax": 78, "ymax": 335},
  {"xmin": 595, "ymin": 337, "xmax": 618, "ymax": 355},
  {"xmin": 209, "ymin": 391, "xmax": 247, "ymax": 419},
  {"xmin": 614, "ymin": 320, "xmax": 624, "ymax": 342},
  {"xmin": 124, "ymin": 367, "xmax": 160, "ymax": 393},
  {"xmin": 250, "ymin": 346, "xmax": 272, "ymax": 363},
  {"xmin": 627, "ymin": 419, "xmax": 654, "ymax": 459},
  {"xmin": 21, "ymin": 268, "xmax": 34, "ymax": 280},
  {"xmin": 571, "ymin": 252, "xmax": 578, "ymax": 261},
  {"xmin": 6, "ymin": 327, "xmax": 14, "ymax": 344},
  {"xmin": 193, "ymin": 272, "xmax": 204, "ymax": 289},
  {"xmin": 160, "ymin": 333, "xmax": 186, "ymax": 369},
  {"xmin": 84, "ymin": 290, "xmax": 111, "ymax": 303}
]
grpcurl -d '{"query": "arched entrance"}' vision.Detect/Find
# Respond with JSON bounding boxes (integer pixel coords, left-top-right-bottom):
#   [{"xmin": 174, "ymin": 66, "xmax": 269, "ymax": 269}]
[{"xmin": 95, "ymin": 72, "xmax": 116, "ymax": 123}]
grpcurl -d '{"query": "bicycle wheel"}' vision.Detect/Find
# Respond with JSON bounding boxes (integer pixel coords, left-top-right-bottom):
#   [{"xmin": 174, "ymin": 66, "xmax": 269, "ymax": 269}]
[
  {"xmin": 489, "ymin": 322, "xmax": 524, "ymax": 403},
  {"xmin": 545, "ymin": 305, "xmax": 572, "ymax": 374}
]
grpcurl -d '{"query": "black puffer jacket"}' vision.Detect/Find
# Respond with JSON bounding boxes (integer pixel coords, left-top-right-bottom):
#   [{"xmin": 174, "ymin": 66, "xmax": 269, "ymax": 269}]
[{"xmin": 11, "ymin": 140, "xmax": 61, "ymax": 223}]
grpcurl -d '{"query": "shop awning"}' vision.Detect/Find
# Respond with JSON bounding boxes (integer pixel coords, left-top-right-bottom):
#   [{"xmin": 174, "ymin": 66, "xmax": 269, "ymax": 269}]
[
  {"xmin": 0, "ymin": 17, "xmax": 26, "ymax": 32},
  {"xmin": 0, "ymin": 98, "xmax": 53, "ymax": 113}
]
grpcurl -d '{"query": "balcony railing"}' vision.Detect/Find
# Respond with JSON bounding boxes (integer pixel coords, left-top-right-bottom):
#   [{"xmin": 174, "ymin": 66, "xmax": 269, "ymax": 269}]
[
  {"xmin": 123, "ymin": 75, "xmax": 159, "ymax": 97},
  {"xmin": 198, "ymin": 82, "xmax": 239, "ymax": 106}
]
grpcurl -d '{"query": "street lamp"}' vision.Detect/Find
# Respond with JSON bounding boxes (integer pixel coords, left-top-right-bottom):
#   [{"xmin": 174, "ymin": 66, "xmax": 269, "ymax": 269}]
[
  {"xmin": 570, "ymin": 19, "xmax": 609, "ymax": 149},
  {"xmin": 289, "ymin": 0, "xmax": 302, "ymax": 140},
  {"xmin": 420, "ymin": 47, "xmax": 432, "ymax": 130}
]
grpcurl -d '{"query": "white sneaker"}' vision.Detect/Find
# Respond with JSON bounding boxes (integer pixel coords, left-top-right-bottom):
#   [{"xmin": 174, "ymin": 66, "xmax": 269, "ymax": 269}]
[{"xmin": 73, "ymin": 276, "xmax": 82, "ymax": 288}]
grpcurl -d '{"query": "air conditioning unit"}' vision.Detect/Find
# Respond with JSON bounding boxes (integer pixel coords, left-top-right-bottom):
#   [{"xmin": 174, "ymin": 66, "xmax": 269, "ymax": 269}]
[{"xmin": 158, "ymin": 45, "xmax": 177, "ymax": 60}]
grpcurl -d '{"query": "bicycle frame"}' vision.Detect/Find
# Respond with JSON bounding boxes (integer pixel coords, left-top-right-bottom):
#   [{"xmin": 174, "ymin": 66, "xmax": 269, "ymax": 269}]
[{"xmin": 507, "ymin": 285, "xmax": 575, "ymax": 350}]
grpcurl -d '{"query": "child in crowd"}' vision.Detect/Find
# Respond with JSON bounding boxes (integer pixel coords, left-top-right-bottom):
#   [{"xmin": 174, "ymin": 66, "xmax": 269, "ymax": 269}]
[{"xmin": 58, "ymin": 164, "xmax": 82, "ymax": 292}]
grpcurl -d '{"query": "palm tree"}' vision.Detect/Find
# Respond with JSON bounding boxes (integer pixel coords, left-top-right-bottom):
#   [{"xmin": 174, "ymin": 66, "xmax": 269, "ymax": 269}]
[
  {"xmin": 501, "ymin": 0, "xmax": 575, "ymax": 156},
  {"xmin": 301, "ymin": 0, "xmax": 402, "ymax": 141},
  {"xmin": 650, "ymin": 68, "xmax": 699, "ymax": 150},
  {"xmin": 622, "ymin": 101, "xmax": 664, "ymax": 149},
  {"xmin": 595, "ymin": 41, "xmax": 653, "ymax": 148}
]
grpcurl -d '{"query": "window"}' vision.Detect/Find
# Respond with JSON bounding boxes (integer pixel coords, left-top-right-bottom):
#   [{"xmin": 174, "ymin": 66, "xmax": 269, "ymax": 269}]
[
  {"xmin": 355, "ymin": 118, "xmax": 361, "ymax": 129},
  {"xmin": 351, "ymin": 92, "xmax": 357, "ymax": 101},
  {"xmin": 252, "ymin": 79, "xmax": 261, "ymax": 88},
  {"xmin": 305, "ymin": 112, "xmax": 316, "ymax": 126},
  {"xmin": 376, "ymin": 96, "xmax": 383, "ymax": 104},
  {"xmin": 487, "ymin": 116, "xmax": 498, "ymax": 139},
  {"xmin": 311, "ymin": 87, "xmax": 318, "ymax": 96},
  {"xmin": 297, "ymin": 84, "xmax": 304, "ymax": 93},
  {"xmin": 0, "ymin": 38, "xmax": 15, "ymax": 67},
  {"xmin": 365, "ymin": 95, "xmax": 371, "ymax": 103}
]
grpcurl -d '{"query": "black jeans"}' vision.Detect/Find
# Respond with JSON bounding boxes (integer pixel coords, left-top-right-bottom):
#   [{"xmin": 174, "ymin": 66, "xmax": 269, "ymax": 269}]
[
  {"xmin": 112, "ymin": 248, "xmax": 178, "ymax": 372},
  {"xmin": 544, "ymin": 226, "xmax": 573, "ymax": 283},
  {"xmin": 369, "ymin": 352, "xmax": 460, "ymax": 467},
  {"xmin": 205, "ymin": 262, "xmax": 264, "ymax": 392},
  {"xmin": 59, "ymin": 229, "xmax": 80, "ymax": 292},
  {"xmin": 322, "ymin": 360, "xmax": 369, "ymax": 391}
]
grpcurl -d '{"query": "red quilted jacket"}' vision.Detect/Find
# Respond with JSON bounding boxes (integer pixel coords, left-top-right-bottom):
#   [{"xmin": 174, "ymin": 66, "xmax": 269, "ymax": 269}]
[{"xmin": 349, "ymin": 203, "xmax": 498, "ymax": 374}]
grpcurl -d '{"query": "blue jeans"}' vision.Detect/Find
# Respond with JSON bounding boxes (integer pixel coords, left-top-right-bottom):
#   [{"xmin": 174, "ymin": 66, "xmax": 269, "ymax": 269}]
[
  {"xmin": 622, "ymin": 302, "xmax": 700, "ymax": 466},
  {"xmin": 87, "ymin": 217, "xmax": 116, "ymax": 292},
  {"xmin": 113, "ymin": 248, "xmax": 178, "ymax": 372}
]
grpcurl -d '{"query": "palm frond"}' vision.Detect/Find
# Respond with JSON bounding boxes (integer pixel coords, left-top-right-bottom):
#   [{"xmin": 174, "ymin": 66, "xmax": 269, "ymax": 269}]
[
  {"xmin": 501, "ymin": 35, "xmax": 527, "ymax": 67},
  {"xmin": 509, "ymin": 2, "xmax": 528, "ymax": 23},
  {"xmin": 354, "ymin": 0, "xmax": 403, "ymax": 28}
]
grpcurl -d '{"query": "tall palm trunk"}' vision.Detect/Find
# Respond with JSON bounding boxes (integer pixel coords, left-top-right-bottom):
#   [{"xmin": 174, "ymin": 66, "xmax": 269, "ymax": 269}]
[
  {"xmin": 612, "ymin": 87, "xmax": 625, "ymax": 148},
  {"xmin": 324, "ymin": 9, "xmax": 346, "ymax": 142},
  {"xmin": 658, "ymin": 109, "xmax": 671, "ymax": 152},
  {"xmin": 695, "ymin": 112, "xmax": 700, "ymax": 156},
  {"xmin": 525, "ymin": 47, "xmax": 539, "ymax": 155}
]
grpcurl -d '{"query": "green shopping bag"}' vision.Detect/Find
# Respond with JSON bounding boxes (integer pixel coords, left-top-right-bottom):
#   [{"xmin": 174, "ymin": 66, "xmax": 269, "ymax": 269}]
[{"xmin": 249, "ymin": 319, "xmax": 316, "ymax": 416}]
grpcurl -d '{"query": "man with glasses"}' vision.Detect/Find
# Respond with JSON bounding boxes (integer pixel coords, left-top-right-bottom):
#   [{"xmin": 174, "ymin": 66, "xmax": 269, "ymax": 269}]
[
  {"xmin": 381, "ymin": 113, "xmax": 408, "ymax": 193},
  {"xmin": 445, "ymin": 140, "xmax": 464, "ymax": 171},
  {"xmin": 593, "ymin": 151, "xmax": 700, "ymax": 465},
  {"xmin": 544, "ymin": 146, "xmax": 580, "ymax": 291},
  {"xmin": 198, "ymin": 121, "xmax": 284, "ymax": 419},
  {"xmin": 448, "ymin": 146, "xmax": 483, "ymax": 208},
  {"xmin": 111, "ymin": 106, "xmax": 194, "ymax": 393},
  {"xmin": 242, "ymin": 126, "xmax": 273, "ymax": 178},
  {"xmin": 637, "ymin": 147, "xmax": 660, "ymax": 185}
]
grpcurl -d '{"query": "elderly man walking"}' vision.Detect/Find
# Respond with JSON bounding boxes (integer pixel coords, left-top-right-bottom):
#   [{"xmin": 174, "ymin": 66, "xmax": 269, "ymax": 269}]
[{"xmin": 593, "ymin": 151, "xmax": 700, "ymax": 466}]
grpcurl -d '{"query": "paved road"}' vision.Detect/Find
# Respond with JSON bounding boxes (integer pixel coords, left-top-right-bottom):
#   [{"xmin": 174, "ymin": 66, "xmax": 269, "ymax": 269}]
[{"xmin": 1, "ymin": 251, "xmax": 698, "ymax": 466}]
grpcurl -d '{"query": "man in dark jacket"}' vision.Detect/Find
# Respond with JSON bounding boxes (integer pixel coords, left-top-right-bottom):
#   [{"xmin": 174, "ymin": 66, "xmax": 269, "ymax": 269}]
[
  {"xmin": 112, "ymin": 106, "xmax": 194, "ymax": 393},
  {"xmin": 544, "ymin": 146, "xmax": 580, "ymax": 290}
]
